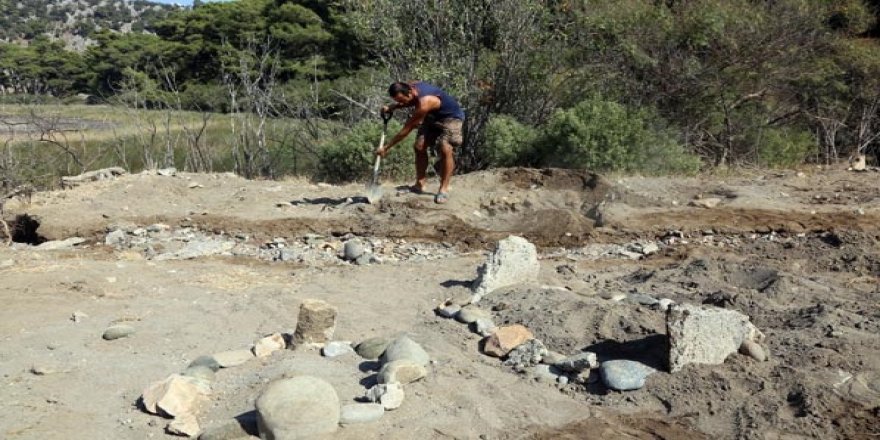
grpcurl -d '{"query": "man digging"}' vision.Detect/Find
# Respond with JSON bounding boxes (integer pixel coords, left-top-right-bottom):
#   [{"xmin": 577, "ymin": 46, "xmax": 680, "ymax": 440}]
[{"xmin": 377, "ymin": 81, "xmax": 465, "ymax": 204}]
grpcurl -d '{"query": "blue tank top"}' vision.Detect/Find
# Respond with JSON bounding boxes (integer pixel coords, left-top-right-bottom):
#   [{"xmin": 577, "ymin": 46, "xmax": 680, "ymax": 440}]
[{"xmin": 414, "ymin": 82, "xmax": 465, "ymax": 120}]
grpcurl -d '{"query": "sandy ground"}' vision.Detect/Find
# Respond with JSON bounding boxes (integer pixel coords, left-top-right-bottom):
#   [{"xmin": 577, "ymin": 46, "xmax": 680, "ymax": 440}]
[{"xmin": 1, "ymin": 166, "xmax": 878, "ymax": 439}]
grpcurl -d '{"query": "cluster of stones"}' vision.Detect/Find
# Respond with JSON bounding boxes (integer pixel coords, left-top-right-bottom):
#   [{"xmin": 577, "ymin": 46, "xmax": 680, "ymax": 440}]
[
  {"xmin": 439, "ymin": 235, "xmax": 769, "ymax": 393},
  {"xmin": 101, "ymin": 224, "xmax": 458, "ymax": 266},
  {"xmin": 137, "ymin": 297, "xmax": 432, "ymax": 438}
]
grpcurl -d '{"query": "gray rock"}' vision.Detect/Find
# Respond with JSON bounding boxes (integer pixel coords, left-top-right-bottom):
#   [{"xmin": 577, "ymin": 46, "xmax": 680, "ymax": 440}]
[
  {"xmin": 557, "ymin": 375, "xmax": 570, "ymax": 385},
  {"xmin": 601, "ymin": 360, "xmax": 656, "ymax": 391},
  {"xmin": 256, "ymin": 376, "xmax": 339, "ymax": 440},
  {"xmin": 340, "ymin": 404, "xmax": 384, "ymax": 425},
  {"xmin": 739, "ymin": 340, "xmax": 766, "ymax": 362},
  {"xmin": 322, "ymin": 341, "xmax": 355, "ymax": 358},
  {"xmin": 377, "ymin": 360, "xmax": 427, "ymax": 384},
  {"xmin": 627, "ymin": 293, "xmax": 659, "ymax": 306},
  {"xmin": 455, "ymin": 306, "xmax": 491, "ymax": 324},
  {"xmin": 102, "ymin": 324, "xmax": 135, "ymax": 340},
  {"xmin": 379, "ymin": 335, "xmax": 429, "ymax": 366},
  {"xmin": 105, "ymin": 229, "xmax": 126, "ymax": 246},
  {"xmin": 471, "ymin": 236, "xmax": 540, "ymax": 300},
  {"xmin": 183, "ymin": 365, "xmax": 216, "ymax": 383},
  {"xmin": 343, "ymin": 240, "xmax": 365, "ymax": 261},
  {"xmin": 355, "ymin": 337, "xmax": 392, "ymax": 360},
  {"xmin": 657, "ymin": 298, "xmax": 675, "ymax": 312},
  {"xmin": 667, "ymin": 303, "xmax": 763, "ymax": 372},
  {"xmin": 472, "ymin": 318, "xmax": 496, "ymax": 337},
  {"xmin": 532, "ymin": 364, "xmax": 560, "ymax": 382},
  {"xmin": 503, "ymin": 339, "xmax": 547, "ymax": 369},
  {"xmin": 277, "ymin": 249, "xmax": 300, "ymax": 262},
  {"xmin": 365, "ymin": 383, "xmax": 404, "ymax": 410},
  {"xmin": 436, "ymin": 304, "xmax": 461, "ymax": 319},
  {"xmin": 554, "ymin": 351, "xmax": 599, "ymax": 373},
  {"xmin": 188, "ymin": 355, "xmax": 221, "ymax": 372}
]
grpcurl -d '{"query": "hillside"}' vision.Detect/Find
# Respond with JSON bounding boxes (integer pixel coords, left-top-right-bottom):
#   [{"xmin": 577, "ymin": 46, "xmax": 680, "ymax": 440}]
[{"xmin": 0, "ymin": 0, "xmax": 177, "ymax": 50}]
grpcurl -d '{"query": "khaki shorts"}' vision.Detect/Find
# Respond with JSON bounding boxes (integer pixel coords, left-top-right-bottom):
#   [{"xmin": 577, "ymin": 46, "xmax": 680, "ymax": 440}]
[{"xmin": 417, "ymin": 118, "xmax": 463, "ymax": 150}]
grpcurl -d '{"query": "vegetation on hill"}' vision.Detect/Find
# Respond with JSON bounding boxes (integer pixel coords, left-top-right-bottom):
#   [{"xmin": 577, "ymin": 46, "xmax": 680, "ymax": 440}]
[{"xmin": 0, "ymin": 0, "xmax": 879, "ymax": 189}]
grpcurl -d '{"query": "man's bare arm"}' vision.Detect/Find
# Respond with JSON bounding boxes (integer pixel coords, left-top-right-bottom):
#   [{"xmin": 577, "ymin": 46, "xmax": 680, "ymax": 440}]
[{"xmin": 378, "ymin": 96, "xmax": 441, "ymax": 155}]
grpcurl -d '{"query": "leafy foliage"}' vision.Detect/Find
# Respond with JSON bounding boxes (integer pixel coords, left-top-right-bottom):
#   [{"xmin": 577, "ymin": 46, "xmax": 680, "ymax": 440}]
[{"xmin": 316, "ymin": 119, "xmax": 414, "ymax": 183}]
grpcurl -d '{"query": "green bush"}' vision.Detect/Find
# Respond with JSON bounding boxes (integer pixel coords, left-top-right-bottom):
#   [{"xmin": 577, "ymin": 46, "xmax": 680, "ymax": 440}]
[
  {"xmin": 482, "ymin": 114, "xmax": 538, "ymax": 167},
  {"xmin": 534, "ymin": 97, "xmax": 700, "ymax": 174},
  {"xmin": 316, "ymin": 118, "xmax": 415, "ymax": 183},
  {"xmin": 755, "ymin": 127, "xmax": 817, "ymax": 168}
]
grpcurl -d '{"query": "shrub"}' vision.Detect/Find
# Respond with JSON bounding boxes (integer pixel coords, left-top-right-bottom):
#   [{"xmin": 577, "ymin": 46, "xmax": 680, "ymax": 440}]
[
  {"xmin": 316, "ymin": 118, "xmax": 414, "ymax": 183},
  {"xmin": 754, "ymin": 127, "xmax": 817, "ymax": 168},
  {"xmin": 534, "ymin": 97, "xmax": 701, "ymax": 174},
  {"xmin": 482, "ymin": 114, "xmax": 538, "ymax": 168}
]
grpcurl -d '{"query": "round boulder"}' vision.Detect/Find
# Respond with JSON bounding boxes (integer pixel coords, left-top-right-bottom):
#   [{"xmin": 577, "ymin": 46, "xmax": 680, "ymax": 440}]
[{"xmin": 256, "ymin": 376, "xmax": 340, "ymax": 440}]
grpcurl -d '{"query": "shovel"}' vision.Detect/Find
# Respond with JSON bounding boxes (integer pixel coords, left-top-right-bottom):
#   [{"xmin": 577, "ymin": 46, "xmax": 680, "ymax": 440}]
[{"xmin": 366, "ymin": 112, "xmax": 393, "ymax": 203}]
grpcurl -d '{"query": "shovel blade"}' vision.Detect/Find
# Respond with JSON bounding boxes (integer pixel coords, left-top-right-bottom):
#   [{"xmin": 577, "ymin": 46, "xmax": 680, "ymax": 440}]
[{"xmin": 366, "ymin": 183, "xmax": 383, "ymax": 204}]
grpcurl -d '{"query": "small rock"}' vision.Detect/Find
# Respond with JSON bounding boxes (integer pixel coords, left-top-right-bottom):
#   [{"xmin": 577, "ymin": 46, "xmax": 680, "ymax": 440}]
[
  {"xmin": 188, "ymin": 355, "xmax": 221, "ymax": 372},
  {"xmin": 365, "ymin": 383, "xmax": 405, "ymax": 410},
  {"xmin": 626, "ymin": 293, "xmax": 659, "ymax": 306},
  {"xmin": 472, "ymin": 318, "xmax": 496, "ymax": 337},
  {"xmin": 322, "ymin": 341, "xmax": 355, "ymax": 358},
  {"xmin": 166, "ymin": 413, "xmax": 200, "ymax": 437},
  {"xmin": 472, "ymin": 236, "xmax": 540, "ymax": 299},
  {"xmin": 340, "ymin": 404, "xmax": 384, "ymax": 425},
  {"xmin": 142, "ymin": 374, "xmax": 211, "ymax": 417},
  {"xmin": 689, "ymin": 198, "xmax": 722, "ymax": 209},
  {"xmin": 30, "ymin": 365, "xmax": 56, "ymax": 375},
  {"xmin": 379, "ymin": 335, "xmax": 430, "ymax": 366},
  {"xmin": 541, "ymin": 351, "xmax": 567, "ymax": 365},
  {"xmin": 198, "ymin": 413, "xmax": 257, "ymax": 440},
  {"xmin": 354, "ymin": 254, "xmax": 372, "ymax": 265},
  {"xmin": 532, "ymin": 364, "xmax": 560, "ymax": 382},
  {"xmin": 455, "ymin": 306, "xmax": 491, "ymax": 324},
  {"xmin": 188, "ymin": 182, "xmax": 203, "ymax": 189},
  {"xmin": 255, "ymin": 376, "xmax": 339, "ymax": 439},
  {"xmin": 182, "ymin": 365, "xmax": 215, "ymax": 383},
  {"xmin": 343, "ymin": 240, "xmax": 365, "ymax": 261},
  {"xmin": 355, "ymin": 337, "xmax": 392, "ymax": 360},
  {"xmin": 503, "ymin": 339, "xmax": 547, "ymax": 369},
  {"xmin": 293, "ymin": 299, "xmax": 338, "ymax": 345},
  {"xmin": 667, "ymin": 303, "xmax": 763, "ymax": 372},
  {"xmin": 657, "ymin": 298, "xmax": 675, "ymax": 312},
  {"xmin": 378, "ymin": 360, "xmax": 427, "ymax": 384},
  {"xmin": 557, "ymin": 375, "xmax": 570, "ymax": 385},
  {"xmin": 253, "ymin": 333, "xmax": 286, "ymax": 358},
  {"xmin": 739, "ymin": 340, "xmax": 767, "ymax": 362},
  {"xmin": 71, "ymin": 311, "xmax": 88, "ymax": 323},
  {"xmin": 212, "ymin": 350, "xmax": 254, "ymax": 368},
  {"xmin": 435, "ymin": 304, "xmax": 461, "ymax": 319},
  {"xmin": 482, "ymin": 325, "xmax": 534, "ymax": 358},
  {"xmin": 105, "ymin": 229, "xmax": 126, "ymax": 246},
  {"xmin": 157, "ymin": 168, "xmax": 177, "ymax": 176},
  {"xmin": 600, "ymin": 360, "xmax": 656, "ymax": 391},
  {"xmin": 554, "ymin": 351, "xmax": 599, "ymax": 373},
  {"xmin": 102, "ymin": 324, "xmax": 135, "ymax": 340}
]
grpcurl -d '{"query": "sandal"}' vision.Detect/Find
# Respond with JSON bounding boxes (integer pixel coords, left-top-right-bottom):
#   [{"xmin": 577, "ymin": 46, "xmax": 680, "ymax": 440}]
[{"xmin": 434, "ymin": 192, "xmax": 450, "ymax": 204}]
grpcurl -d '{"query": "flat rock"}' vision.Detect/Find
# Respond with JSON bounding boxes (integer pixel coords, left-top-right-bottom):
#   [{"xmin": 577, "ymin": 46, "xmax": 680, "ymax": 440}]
[
  {"xmin": 532, "ymin": 364, "xmax": 560, "ymax": 383},
  {"xmin": 472, "ymin": 318, "xmax": 496, "ymax": 337},
  {"xmin": 667, "ymin": 303, "xmax": 763, "ymax": 372},
  {"xmin": 601, "ymin": 360, "xmax": 656, "ymax": 391},
  {"xmin": 198, "ymin": 414, "xmax": 257, "ymax": 440},
  {"xmin": 436, "ymin": 304, "xmax": 461, "ymax": 319},
  {"xmin": 739, "ymin": 340, "xmax": 766, "ymax": 362},
  {"xmin": 255, "ymin": 376, "xmax": 339, "ymax": 440},
  {"xmin": 167, "ymin": 413, "xmax": 201, "ymax": 437},
  {"xmin": 212, "ymin": 350, "xmax": 254, "ymax": 368},
  {"xmin": 377, "ymin": 360, "xmax": 427, "ymax": 384},
  {"xmin": 322, "ymin": 341, "xmax": 355, "ymax": 358},
  {"xmin": 293, "ymin": 299, "xmax": 337, "ymax": 345},
  {"xmin": 379, "ymin": 335, "xmax": 430, "ymax": 367},
  {"xmin": 482, "ymin": 324, "xmax": 534, "ymax": 358},
  {"xmin": 340, "ymin": 404, "xmax": 384, "ymax": 425},
  {"xmin": 689, "ymin": 197, "xmax": 722, "ymax": 208},
  {"xmin": 355, "ymin": 337, "xmax": 392, "ymax": 360},
  {"xmin": 541, "ymin": 351, "xmax": 567, "ymax": 365},
  {"xmin": 35, "ymin": 237, "xmax": 87, "ymax": 250},
  {"xmin": 102, "ymin": 324, "xmax": 135, "ymax": 340}
]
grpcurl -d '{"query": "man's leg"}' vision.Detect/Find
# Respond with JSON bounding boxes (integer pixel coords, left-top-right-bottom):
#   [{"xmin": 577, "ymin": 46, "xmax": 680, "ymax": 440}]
[
  {"xmin": 437, "ymin": 139, "xmax": 454, "ymax": 195},
  {"xmin": 413, "ymin": 132, "xmax": 430, "ymax": 191}
]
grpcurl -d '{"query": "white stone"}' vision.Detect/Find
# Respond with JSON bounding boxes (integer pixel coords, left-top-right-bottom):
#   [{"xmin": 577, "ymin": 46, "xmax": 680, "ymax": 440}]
[
  {"xmin": 322, "ymin": 341, "xmax": 355, "ymax": 358},
  {"xmin": 471, "ymin": 236, "xmax": 540, "ymax": 299},
  {"xmin": 253, "ymin": 333, "xmax": 286, "ymax": 358},
  {"xmin": 293, "ymin": 299, "xmax": 337, "ymax": 345},
  {"xmin": 554, "ymin": 351, "xmax": 599, "ymax": 373},
  {"xmin": 142, "ymin": 374, "xmax": 210, "ymax": 417},
  {"xmin": 379, "ymin": 335, "xmax": 430, "ymax": 366},
  {"xmin": 166, "ymin": 413, "xmax": 200, "ymax": 437},
  {"xmin": 667, "ymin": 303, "xmax": 762, "ymax": 372},
  {"xmin": 340, "ymin": 404, "xmax": 384, "ymax": 425},
  {"xmin": 365, "ymin": 383, "xmax": 405, "ymax": 410},
  {"xmin": 377, "ymin": 360, "xmax": 427, "ymax": 384},
  {"xmin": 212, "ymin": 350, "xmax": 254, "ymax": 368}
]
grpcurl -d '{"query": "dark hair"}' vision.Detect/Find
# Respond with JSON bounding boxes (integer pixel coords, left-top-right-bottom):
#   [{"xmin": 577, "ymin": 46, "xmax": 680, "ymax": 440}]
[{"xmin": 388, "ymin": 82, "xmax": 412, "ymax": 97}]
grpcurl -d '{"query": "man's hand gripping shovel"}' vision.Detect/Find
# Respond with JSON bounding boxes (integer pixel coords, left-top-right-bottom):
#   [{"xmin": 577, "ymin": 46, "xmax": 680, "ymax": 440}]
[{"xmin": 366, "ymin": 111, "xmax": 393, "ymax": 204}]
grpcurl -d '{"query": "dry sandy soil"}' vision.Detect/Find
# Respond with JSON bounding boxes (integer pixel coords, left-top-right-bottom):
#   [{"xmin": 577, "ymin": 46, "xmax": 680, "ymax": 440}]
[{"xmin": 1, "ymin": 166, "xmax": 878, "ymax": 440}]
